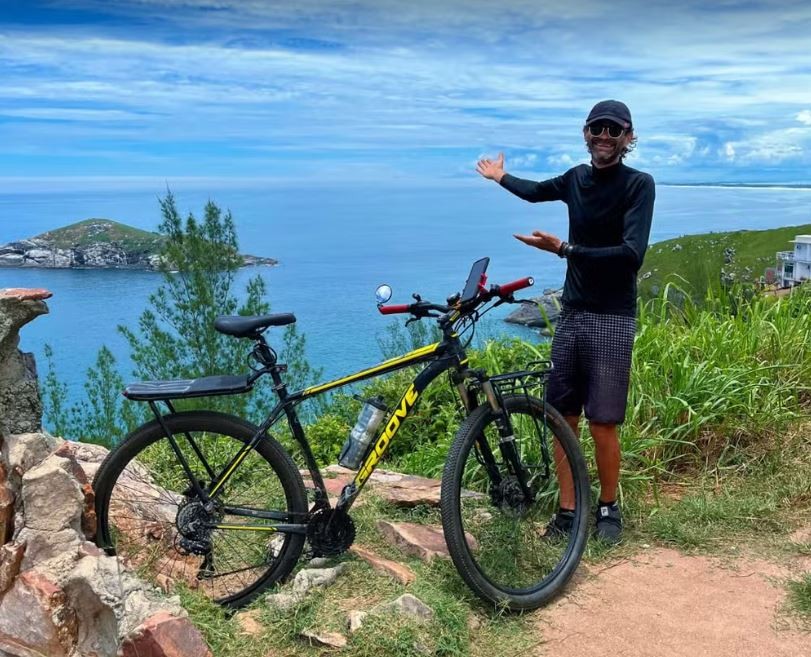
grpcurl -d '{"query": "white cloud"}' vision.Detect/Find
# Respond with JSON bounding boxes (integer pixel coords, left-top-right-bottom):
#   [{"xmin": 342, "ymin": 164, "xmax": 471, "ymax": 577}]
[{"xmin": 2, "ymin": 1, "xmax": 811, "ymax": 180}]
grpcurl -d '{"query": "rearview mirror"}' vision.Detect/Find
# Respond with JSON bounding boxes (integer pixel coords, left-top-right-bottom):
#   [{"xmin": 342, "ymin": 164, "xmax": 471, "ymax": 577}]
[{"xmin": 375, "ymin": 284, "xmax": 392, "ymax": 304}]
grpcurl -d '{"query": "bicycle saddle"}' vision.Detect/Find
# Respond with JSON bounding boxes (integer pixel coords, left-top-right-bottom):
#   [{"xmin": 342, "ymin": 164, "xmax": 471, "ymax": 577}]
[{"xmin": 214, "ymin": 313, "xmax": 296, "ymax": 338}]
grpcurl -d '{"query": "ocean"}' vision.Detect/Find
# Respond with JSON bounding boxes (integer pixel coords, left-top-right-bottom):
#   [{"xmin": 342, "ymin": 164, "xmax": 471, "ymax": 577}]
[{"xmin": 1, "ymin": 181, "xmax": 809, "ymax": 404}]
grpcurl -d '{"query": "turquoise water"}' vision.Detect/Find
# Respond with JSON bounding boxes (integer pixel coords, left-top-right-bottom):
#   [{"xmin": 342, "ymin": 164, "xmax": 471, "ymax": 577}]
[{"xmin": 1, "ymin": 182, "xmax": 809, "ymax": 402}]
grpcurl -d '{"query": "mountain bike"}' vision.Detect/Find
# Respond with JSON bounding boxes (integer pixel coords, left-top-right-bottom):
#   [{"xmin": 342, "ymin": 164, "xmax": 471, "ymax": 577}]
[{"xmin": 93, "ymin": 258, "xmax": 590, "ymax": 611}]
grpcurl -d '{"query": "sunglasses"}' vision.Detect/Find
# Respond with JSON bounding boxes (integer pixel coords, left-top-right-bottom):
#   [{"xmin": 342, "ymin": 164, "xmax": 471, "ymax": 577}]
[{"xmin": 587, "ymin": 122, "xmax": 627, "ymax": 138}]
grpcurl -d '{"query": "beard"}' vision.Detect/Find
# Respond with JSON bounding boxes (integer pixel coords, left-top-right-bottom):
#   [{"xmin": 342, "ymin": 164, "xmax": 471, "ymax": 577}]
[{"xmin": 586, "ymin": 136, "xmax": 624, "ymax": 166}]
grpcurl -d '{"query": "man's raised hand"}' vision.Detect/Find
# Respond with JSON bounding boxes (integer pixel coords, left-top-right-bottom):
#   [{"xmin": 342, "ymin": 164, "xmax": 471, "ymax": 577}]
[{"xmin": 476, "ymin": 152, "xmax": 505, "ymax": 183}]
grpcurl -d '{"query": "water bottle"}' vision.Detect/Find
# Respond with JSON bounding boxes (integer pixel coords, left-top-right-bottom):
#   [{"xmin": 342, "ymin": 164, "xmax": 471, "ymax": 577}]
[{"xmin": 338, "ymin": 396, "xmax": 388, "ymax": 469}]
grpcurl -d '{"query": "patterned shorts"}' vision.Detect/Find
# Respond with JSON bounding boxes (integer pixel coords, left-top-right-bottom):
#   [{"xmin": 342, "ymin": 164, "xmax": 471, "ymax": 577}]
[{"xmin": 546, "ymin": 307, "xmax": 636, "ymax": 424}]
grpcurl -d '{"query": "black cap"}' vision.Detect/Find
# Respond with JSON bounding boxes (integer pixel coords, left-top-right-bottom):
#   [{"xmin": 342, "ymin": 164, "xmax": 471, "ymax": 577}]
[{"xmin": 585, "ymin": 100, "xmax": 632, "ymax": 129}]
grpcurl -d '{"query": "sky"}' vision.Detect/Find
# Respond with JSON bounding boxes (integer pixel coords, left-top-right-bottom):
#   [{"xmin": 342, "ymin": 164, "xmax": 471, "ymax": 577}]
[{"xmin": 2, "ymin": 0, "xmax": 811, "ymax": 187}]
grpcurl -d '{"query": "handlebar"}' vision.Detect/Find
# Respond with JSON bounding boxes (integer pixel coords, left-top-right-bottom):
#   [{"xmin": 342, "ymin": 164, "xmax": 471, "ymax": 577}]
[
  {"xmin": 378, "ymin": 304, "xmax": 411, "ymax": 315},
  {"xmin": 377, "ymin": 276, "xmax": 534, "ymax": 317},
  {"xmin": 492, "ymin": 276, "xmax": 534, "ymax": 296}
]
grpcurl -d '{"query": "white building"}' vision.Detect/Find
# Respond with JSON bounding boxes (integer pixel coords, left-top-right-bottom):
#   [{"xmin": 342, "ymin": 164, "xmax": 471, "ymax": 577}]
[{"xmin": 777, "ymin": 234, "xmax": 811, "ymax": 288}]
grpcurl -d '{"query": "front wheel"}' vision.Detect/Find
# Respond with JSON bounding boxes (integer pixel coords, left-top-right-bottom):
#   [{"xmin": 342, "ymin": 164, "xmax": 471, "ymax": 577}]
[
  {"xmin": 93, "ymin": 411, "xmax": 308, "ymax": 608},
  {"xmin": 441, "ymin": 395, "xmax": 590, "ymax": 610}
]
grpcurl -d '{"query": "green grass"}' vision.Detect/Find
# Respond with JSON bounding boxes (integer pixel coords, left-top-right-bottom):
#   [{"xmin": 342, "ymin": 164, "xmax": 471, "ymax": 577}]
[
  {"xmin": 35, "ymin": 218, "xmax": 165, "ymax": 251},
  {"xmin": 639, "ymin": 222, "xmax": 811, "ymax": 299},
  {"xmin": 173, "ymin": 492, "xmax": 535, "ymax": 657},
  {"xmin": 787, "ymin": 573, "xmax": 811, "ymax": 620}
]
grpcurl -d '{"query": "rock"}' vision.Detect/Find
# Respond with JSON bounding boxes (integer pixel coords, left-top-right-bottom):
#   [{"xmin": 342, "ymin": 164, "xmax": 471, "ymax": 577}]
[
  {"xmin": 0, "ymin": 570, "xmax": 77, "ymax": 657},
  {"xmin": 376, "ymin": 520, "xmax": 477, "ymax": 562},
  {"xmin": 0, "ymin": 542, "xmax": 25, "ymax": 595},
  {"xmin": 350, "ymin": 545, "xmax": 416, "ymax": 585},
  {"xmin": 21, "ymin": 454, "xmax": 84, "ymax": 533},
  {"xmin": 503, "ymin": 290, "xmax": 562, "ymax": 328},
  {"xmin": 1, "ymin": 431, "xmax": 60, "ymax": 484},
  {"xmin": 0, "ymin": 465, "xmax": 14, "ymax": 544},
  {"xmin": 118, "ymin": 611, "xmax": 213, "ymax": 657},
  {"xmin": 308, "ymin": 557, "xmax": 332, "ymax": 568},
  {"xmin": 53, "ymin": 441, "xmax": 101, "ymax": 539},
  {"xmin": 53, "ymin": 439, "xmax": 109, "ymax": 481},
  {"xmin": 0, "ymin": 288, "xmax": 53, "ymax": 301},
  {"xmin": 264, "ymin": 592, "xmax": 301, "ymax": 611},
  {"xmin": 0, "ymin": 291, "xmax": 51, "ymax": 434},
  {"xmin": 300, "ymin": 629, "xmax": 348, "ymax": 648},
  {"xmin": 0, "ymin": 222, "xmax": 277, "ymax": 271},
  {"xmin": 378, "ymin": 593, "xmax": 434, "ymax": 623},
  {"xmin": 62, "ymin": 551, "xmax": 186, "ymax": 638},
  {"xmin": 292, "ymin": 563, "xmax": 348, "ymax": 596},
  {"xmin": 16, "ymin": 527, "xmax": 83, "ymax": 571},
  {"xmin": 347, "ymin": 610, "xmax": 368, "ymax": 634},
  {"xmin": 235, "ymin": 609, "xmax": 264, "ymax": 637}
]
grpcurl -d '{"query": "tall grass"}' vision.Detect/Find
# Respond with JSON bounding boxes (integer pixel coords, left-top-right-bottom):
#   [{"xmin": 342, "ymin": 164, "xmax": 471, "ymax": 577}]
[
  {"xmin": 304, "ymin": 283, "xmax": 810, "ymax": 489},
  {"xmin": 624, "ymin": 283, "xmax": 811, "ymax": 480}
]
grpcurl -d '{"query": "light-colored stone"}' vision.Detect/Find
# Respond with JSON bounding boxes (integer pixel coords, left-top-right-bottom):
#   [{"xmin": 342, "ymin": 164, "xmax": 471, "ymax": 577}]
[
  {"xmin": 350, "ymin": 545, "xmax": 416, "ymax": 584},
  {"xmin": 235, "ymin": 609, "xmax": 264, "ymax": 637},
  {"xmin": 64, "ymin": 552, "xmax": 186, "ymax": 636},
  {"xmin": 1, "ymin": 432, "xmax": 59, "ymax": 480},
  {"xmin": 292, "ymin": 563, "xmax": 348, "ymax": 596},
  {"xmin": 118, "ymin": 610, "xmax": 214, "ymax": 657},
  {"xmin": 347, "ymin": 610, "xmax": 368, "ymax": 634},
  {"xmin": 17, "ymin": 527, "xmax": 83, "ymax": 571},
  {"xmin": 378, "ymin": 593, "xmax": 434, "ymax": 623},
  {"xmin": 52, "ymin": 439, "xmax": 109, "ymax": 481},
  {"xmin": 21, "ymin": 454, "xmax": 84, "ymax": 533},
  {"xmin": 264, "ymin": 592, "xmax": 301, "ymax": 611},
  {"xmin": 300, "ymin": 629, "xmax": 347, "ymax": 648}
]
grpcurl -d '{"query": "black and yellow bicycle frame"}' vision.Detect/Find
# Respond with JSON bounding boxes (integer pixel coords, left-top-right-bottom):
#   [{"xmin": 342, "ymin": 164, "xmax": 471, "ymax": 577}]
[{"xmin": 149, "ymin": 327, "xmax": 488, "ymax": 537}]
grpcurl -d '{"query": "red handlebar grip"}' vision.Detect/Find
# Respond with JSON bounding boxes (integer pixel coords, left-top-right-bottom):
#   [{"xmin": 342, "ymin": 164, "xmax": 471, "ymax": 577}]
[
  {"xmin": 378, "ymin": 304, "xmax": 410, "ymax": 315},
  {"xmin": 498, "ymin": 277, "xmax": 534, "ymax": 295}
]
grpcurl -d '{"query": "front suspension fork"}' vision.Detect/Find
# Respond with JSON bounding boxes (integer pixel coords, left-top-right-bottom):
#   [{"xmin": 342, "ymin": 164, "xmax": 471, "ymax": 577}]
[{"xmin": 480, "ymin": 380, "xmax": 535, "ymax": 502}]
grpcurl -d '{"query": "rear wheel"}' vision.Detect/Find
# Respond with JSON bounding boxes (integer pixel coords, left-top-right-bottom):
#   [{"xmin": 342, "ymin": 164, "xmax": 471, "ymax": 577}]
[
  {"xmin": 93, "ymin": 411, "xmax": 308, "ymax": 608},
  {"xmin": 441, "ymin": 395, "xmax": 590, "ymax": 610}
]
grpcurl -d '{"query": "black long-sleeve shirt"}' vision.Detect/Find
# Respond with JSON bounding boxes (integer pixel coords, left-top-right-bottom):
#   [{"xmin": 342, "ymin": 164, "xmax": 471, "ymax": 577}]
[{"xmin": 500, "ymin": 161, "xmax": 655, "ymax": 316}]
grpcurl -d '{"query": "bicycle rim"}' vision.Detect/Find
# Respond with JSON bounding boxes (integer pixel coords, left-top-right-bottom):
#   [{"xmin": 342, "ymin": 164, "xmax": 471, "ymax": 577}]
[
  {"xmin": 95, "ymin": 412, "xmax": 306, "ymax": 607},
  {"xmin": 443, "ymin": 396, "xmax": 589, "ymax": 609}
]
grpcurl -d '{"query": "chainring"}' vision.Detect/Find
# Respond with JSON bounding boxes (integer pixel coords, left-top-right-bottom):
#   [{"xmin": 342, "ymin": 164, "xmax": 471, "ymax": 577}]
[{"xmin": 307, "ymin": 508, "xmax": 356, "ymax": 557}]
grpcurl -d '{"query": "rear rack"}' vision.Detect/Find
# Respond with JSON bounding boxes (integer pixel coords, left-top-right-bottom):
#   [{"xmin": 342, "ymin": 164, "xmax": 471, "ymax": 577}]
[
  {"xmin": 123, "ymin": 374, "xmax": 253, "ymax": 401},
  {"xmin": 488, "ymin": 360, "xmax": 552, "ymax": 401}
]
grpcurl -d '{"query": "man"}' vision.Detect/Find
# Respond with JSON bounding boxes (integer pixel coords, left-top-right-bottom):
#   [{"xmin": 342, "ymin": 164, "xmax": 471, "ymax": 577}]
[{"xmin": 476, "ymin": 99, "xmax": 655, "ymax": 543}]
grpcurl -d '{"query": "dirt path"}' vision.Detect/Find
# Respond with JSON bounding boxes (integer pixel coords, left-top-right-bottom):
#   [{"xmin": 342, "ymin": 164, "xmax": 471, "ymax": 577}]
[{"xmin": 533, "ymin": 547, "xmax": 809, "ymax": 657}]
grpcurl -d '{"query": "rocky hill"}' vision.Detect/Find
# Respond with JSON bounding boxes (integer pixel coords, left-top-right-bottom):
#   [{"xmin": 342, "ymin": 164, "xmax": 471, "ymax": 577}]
[{"xmin": 0, "ymin": 219, "xmax": 277, "ymax": 270}]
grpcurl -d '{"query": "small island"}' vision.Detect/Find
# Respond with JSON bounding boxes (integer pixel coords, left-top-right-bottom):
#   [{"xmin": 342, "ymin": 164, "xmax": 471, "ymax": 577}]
[{"xmin": 0, "ymin": 219, "xmax": 277, "ymax": 270}]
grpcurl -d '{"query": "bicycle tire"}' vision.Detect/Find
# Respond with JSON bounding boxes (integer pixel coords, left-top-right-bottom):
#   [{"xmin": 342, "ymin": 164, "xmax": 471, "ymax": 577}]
[
  {"xmin": 440, "ymin": 395, "xmax": 590, "ymax": 611},
  {"xmin": 93, "ymin": 411, "xmax": 308, "ymax": 608}
]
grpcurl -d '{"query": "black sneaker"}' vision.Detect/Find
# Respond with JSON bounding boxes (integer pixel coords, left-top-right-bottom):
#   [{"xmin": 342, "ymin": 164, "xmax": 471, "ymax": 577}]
[
  {"xmin": 594, "ymin": 501, "xmax": 622, "ymax": 544},
  {"xmin": 542, "ymin": 510, "xmax": 575, "ymax": 539}
]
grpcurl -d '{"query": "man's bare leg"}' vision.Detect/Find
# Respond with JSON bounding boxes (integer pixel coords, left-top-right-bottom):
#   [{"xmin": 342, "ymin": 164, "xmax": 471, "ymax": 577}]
[
  {"xmin": 588, "ymin": 421, "xmax": 620, "ymax": 504},
  {"xmin": 555, "ymin": 417, "xmax": 620, "ymax": 508},
  {"xmin": 554, "ymin": 415, "xmax": 581, "ymax": 510}
]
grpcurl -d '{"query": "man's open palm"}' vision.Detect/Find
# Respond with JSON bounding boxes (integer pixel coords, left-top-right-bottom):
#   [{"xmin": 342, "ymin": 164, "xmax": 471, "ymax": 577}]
[
  {"xmin": 514, "ymin": 230, "xmax": 562, "ymax": 254},
  {"xmin": 476, "ymin": 153, "xmax": 505, "ymax": 182}
]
